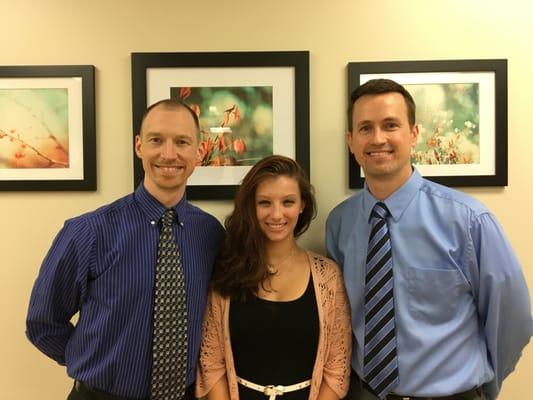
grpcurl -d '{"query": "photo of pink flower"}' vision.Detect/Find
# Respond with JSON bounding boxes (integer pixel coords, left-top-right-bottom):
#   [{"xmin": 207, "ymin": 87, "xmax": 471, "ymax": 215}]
[
  {"xmin": 406, "ymin": 83, "xmax": 480, "ymax": 166},
  {"xmin": 0, "ymin": 88, "xmax": 69, "ymax": 169}
]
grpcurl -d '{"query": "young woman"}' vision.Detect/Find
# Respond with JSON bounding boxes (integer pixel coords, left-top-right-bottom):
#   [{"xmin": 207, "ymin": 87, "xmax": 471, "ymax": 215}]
[{"xmin": 196, "ymin": 155, "xmax": 351, "ymax": 400}]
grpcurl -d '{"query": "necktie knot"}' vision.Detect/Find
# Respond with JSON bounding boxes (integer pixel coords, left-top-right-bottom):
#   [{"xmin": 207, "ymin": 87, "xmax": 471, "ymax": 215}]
[
  {"xmin": 371, "ymin": 202, "xmax": 389, "ymax": 221},
  {"xmin": 161, "ymin": 209, "xmax": 176, "ymax": 227}
]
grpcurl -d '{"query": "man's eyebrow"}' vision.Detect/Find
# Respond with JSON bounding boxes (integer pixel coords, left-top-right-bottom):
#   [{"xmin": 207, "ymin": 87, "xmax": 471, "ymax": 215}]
[
  {"xmin": 355, "ymin": 116, "xmax": 401, "ymax": 127},
  {"xmin": 143, "ymin": 131, "xmax": 161, "ymax": 137},
  {"xmin": 355, "ymin": 119, "xmax": 372, "ymax": 127}
]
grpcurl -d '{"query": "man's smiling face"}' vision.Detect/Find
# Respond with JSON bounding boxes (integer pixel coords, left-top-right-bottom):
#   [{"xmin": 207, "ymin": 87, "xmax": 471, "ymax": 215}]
[
  {"xmin": 347, "ymin": 92, "xmax": 418, "ymax": 188},
  {"xmin": 135, "ymin": 105, "xmax": 199, "ymax": 203}
]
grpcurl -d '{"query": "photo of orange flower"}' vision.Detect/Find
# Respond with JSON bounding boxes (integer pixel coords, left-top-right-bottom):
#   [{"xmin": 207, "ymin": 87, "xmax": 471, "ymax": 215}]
[{"xmin": 170, "ymin": 86, "xmax": 273, "ymax": 167}]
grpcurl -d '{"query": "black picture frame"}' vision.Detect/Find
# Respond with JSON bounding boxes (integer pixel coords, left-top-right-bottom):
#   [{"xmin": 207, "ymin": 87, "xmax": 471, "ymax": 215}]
[
  {"xmin": 0, "ymin": 65, "xmax": 96, "ymax": 191},
  {"xmin": 132, "ymin": 51, "xmax": 309, "ymax": 200},
  {"xmin": 347, "ymin": 59, "xmax": 507, "ymax": 188}
]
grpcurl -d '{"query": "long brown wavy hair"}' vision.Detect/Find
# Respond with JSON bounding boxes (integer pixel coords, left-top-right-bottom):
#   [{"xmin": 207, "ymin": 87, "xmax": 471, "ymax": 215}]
[{"xmin": 211, "ymin": 155, "xmax": 317, "ymax": 301}]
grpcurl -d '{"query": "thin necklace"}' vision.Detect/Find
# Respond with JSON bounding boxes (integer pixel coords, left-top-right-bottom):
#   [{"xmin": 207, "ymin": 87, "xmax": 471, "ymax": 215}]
[{"xmin": 267, "ymin": 247, "xmax": 297, "ymax": 274}]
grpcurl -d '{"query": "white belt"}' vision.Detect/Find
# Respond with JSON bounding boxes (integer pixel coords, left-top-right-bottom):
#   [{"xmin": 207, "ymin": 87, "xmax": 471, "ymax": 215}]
[{"xmin": 236, "ymin": 376, "xmax": 311, "ymax": 400}]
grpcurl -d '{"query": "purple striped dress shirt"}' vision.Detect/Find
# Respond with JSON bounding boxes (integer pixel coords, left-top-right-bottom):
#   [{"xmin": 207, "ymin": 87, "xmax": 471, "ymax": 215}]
[{"xmin": 26, "ymin": 184, "xmax": 225, "ymax": 398}]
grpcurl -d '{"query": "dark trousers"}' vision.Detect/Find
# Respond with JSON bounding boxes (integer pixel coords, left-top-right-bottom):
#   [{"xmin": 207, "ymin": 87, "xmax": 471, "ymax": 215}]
[
  {"xmin": 67, "ymin": 381, "xmax": 196, "ymax": 400},
  {"xmin": 345, "ymin": 370, "xmax": 485, "ymax": 400}
]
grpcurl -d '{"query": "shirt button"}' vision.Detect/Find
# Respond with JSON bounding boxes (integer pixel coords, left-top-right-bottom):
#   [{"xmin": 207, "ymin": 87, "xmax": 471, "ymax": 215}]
[{"xmin": 150, "ymin": 220, "xmax": 156, "ymax": 225}]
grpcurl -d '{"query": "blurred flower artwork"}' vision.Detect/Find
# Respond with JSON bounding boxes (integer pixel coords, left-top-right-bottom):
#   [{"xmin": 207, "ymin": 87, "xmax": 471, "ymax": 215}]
[
  {"xmin": 0, "ymin": 88, "xmax": 69, "ymax": 169},
  {"xmin": 406, "ymin": 83, "xmax": 480, "ymax": 166},
  {"xmin": 171, "ymin": 86, "xmax": 273, "ymax": 166}
]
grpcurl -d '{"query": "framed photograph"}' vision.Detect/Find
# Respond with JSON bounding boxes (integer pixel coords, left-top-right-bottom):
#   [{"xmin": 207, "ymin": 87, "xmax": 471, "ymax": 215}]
[
  {"xmin": 347, "ymin": 59, "xmax": 507, "ymax": 188},
  {"xmin": 132, "ymin": 51, "xmax": 309, "ymax": 200},
  {"xmin": 0, "ymin": 65, "xmax": 95, "ymax": 191}
]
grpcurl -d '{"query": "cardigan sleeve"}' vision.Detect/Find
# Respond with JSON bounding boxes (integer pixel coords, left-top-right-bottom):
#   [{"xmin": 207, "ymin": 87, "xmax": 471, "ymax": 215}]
[
  {"xmin": 196, "ymin": 290, "xmax": 227, "ymax": 398},
  {"xmin": 322, "ymin": 263, "xmax": 352, "ymax": 398}
]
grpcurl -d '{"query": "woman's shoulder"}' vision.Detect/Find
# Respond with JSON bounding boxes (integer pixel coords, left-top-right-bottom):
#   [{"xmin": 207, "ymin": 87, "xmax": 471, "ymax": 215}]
[
  {"xmin": 306, "ymin": 250, "xmax": 342, "ymax": 278},
  {"xmin": 207, "ymin": 288, "xmax": 231, "ymax": 308}
]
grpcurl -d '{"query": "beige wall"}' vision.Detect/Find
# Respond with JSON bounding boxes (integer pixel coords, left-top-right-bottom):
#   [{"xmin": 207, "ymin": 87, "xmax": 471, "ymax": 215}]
[{"xmin": 1, "ymin": 0, "xmax": 531, "ymax": 398}]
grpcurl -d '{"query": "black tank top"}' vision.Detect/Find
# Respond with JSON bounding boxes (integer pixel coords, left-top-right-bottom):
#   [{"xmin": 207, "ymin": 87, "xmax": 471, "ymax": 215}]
[{"xmin": 229, "ymin": 274, "xmax": 319, "ymax": 400}]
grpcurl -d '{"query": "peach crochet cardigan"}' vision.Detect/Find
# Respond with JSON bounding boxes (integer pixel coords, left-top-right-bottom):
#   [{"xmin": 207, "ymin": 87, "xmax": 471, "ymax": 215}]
[{"xmin": 196, "ymin": 251, "xmax": 352, "ymax": 400}]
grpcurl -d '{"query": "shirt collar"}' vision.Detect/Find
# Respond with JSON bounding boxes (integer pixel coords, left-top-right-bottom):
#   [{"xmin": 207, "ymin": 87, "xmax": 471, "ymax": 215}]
[
  {"xmin": 362, "ymin": 168, "xmax": 423, "ymax": 223},
  {"xmin": 133, "ymin": 183, "xmax": 189, "ymax": 225}
]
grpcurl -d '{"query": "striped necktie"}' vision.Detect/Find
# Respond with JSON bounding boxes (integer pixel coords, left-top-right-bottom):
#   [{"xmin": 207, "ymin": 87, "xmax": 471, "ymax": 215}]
[
  {"xmin": 363, "ymin": 202, "xmax": 399, "ymax": 399},
  {"xmin": 150, "ymin": 209, "xmax": 188, "ymax": 400}
]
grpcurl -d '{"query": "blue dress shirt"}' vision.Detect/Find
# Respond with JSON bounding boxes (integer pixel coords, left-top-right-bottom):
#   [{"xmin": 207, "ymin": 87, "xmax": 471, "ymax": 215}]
[
  {"xmin": 26, "ymin": 184, "xmax": 225, "ymax": 399},
  {"xmin": 326, "ymin": 169, "xmax": 532, "ymax": 399}
]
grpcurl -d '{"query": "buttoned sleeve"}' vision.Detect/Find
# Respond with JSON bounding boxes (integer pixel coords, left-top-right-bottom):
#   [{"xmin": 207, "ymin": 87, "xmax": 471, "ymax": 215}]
[
  {"xmin": 25, "ymin": 218, "xmax": 94, "ymax": 365},
  {"xmin": 466, "ymin": 212, "xmax": 533, "ymax": 399}
]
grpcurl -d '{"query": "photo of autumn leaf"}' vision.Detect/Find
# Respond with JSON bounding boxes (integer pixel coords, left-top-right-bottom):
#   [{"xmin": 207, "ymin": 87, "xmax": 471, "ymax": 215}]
[
  {"xmin": 406, "ymin": 83, "xmax": 480, "ymax": 166},
  {"xmin": 0, "ymin": 88, "xmax": 70, "ymax": 169},
  {"xmin": 170, "ymin": 86, "xmax": 273, "ymax": 167}
]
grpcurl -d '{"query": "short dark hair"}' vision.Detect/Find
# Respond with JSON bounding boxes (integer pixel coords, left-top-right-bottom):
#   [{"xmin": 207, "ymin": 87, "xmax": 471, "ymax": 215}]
[
  {"xmin": 211, "ymin": 155, "xmax": 317, "ymax": 300},
  {"xmin": 347, "ymin": 78, "xmax": 416, "ymax": 131},
  {"xmin": 139, "ymin": 98, "xmax": 200, "ymax": 136}
]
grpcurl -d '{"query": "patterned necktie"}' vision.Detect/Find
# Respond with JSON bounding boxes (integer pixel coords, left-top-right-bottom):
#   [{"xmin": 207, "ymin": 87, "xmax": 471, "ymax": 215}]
[
  {"xmin": 363, "ymin": 202, "xmax": 399, "ymax": 399},
  {"xmin": 151, "ymin": 209, "xmax": 188, "ymax": 400}
]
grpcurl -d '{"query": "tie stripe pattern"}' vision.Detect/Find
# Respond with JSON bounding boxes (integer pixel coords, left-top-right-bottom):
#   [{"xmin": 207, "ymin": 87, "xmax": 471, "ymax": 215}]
[
  {"xmin": 363, "ymin": 202, "xmax": 399, "ymax": 399},
  {"xmin": 151, "ymin": 209, "xmax": 188, "ymax": 400}
]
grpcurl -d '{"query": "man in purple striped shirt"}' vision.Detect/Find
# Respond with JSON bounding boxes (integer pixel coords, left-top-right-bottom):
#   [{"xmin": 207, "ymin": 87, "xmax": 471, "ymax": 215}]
[{"xmin": 26, "ymin": 99, "xmax": 225, "ymax": 400}]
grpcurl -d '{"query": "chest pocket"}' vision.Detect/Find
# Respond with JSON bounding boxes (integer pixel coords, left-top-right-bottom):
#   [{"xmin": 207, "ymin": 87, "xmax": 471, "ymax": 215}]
[{"xmin": 407, "ymin": 265, "xmax": 470, "ymax": 323}]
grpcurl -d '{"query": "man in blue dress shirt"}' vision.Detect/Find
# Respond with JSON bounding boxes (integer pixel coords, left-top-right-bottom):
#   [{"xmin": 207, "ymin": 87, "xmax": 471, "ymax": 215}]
[
  {"xmin": 26, "ymin": 99, "xmax": 225, "ymax": 399},
  {"xmin": 326, "ymin": 79, "xmax": 532, "ymax": 399}
]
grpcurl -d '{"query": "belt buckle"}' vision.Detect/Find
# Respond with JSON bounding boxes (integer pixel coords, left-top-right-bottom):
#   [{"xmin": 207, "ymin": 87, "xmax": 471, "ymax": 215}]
[{"xmin": 264, "ymin": 385, "xmax": 283, "ymax": 396}]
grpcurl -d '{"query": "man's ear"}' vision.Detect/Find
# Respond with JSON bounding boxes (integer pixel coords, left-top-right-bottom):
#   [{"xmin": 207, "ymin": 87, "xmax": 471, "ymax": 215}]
[
  {"xmin": 410, "ymin": 124, "xmax": 419, "ymax": 147},
  {"xmin": 134, "ymin": 135, "xmax": 142, "ymax": 158},
  {"xmin": 346, "ymin": 131, "xmax": 355, "ymax": 155}
]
